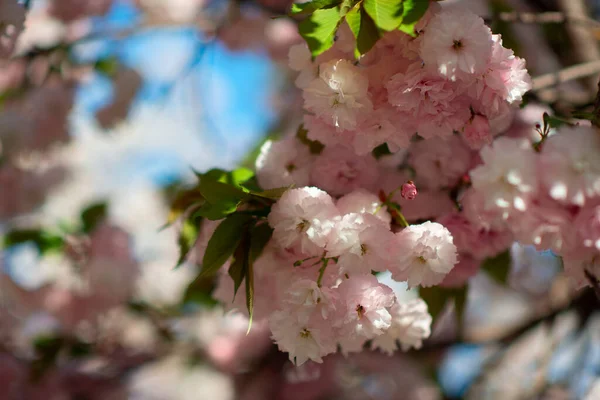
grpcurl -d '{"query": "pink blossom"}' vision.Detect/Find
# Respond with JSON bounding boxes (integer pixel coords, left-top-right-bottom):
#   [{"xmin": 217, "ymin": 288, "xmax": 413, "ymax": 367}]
[
  {"xmin": 420, "ymin": 8, "xmax": 493, "ymax": 81},
  {"xmin": 269, "ymin": 307, "xmax": 337, "ymax": 365},
  {"xmin": 268, "ymin": 187, "xmax": 339, "ymax": 256},
  {"xmin": 310, "ymin": 145, "xmax": 379, "ymax": 196},
  {"xmin": 386, "ymin": 62, "xmax": 471, "ymax": 139},
  {"xmin": 575, "ymin": 204, "xmax": 600, "ymax": 251},
  {"xmin": 352, "ymin": 107, "xmax": 410, "ymax": 155},
  {"xmin": 463, "ymin": 115, "xmax": 492, "ymax": 150},
  {"xmin": 336, "ymin": 189, "xmax": 391, "ymax": 224},
  {"xmin": 303, "ymin": 59, "xmax": 372, "ymax": 130},
  {"xmin": 256, "ymin": 137, "xmax": 314, "ymax": 190},
  {"xmin": 471, "ymin": 35, "xmax": 531, "ymax": 120},
  {"xmin": 0, "ymin": 0, "xmax": 26, "ymax": 58},
  {"xmin": 511, "ymin": 196, "xmax": 576, "ymax": 253},
  {"xmin": 437, "ymin": 213, "xmax": 513, "ymax": 260},
  {"xmin": 538, "ymin": 126, "xmax": 600, "ymax": 206},
  {"xmin": 326, "ymin": 213, "xmax": 394, "ymax": 276},
  {"xmin": 401, "ymin": 181, "xmax": 418, "ymax": 200},
  {"xmin": 408, "ymin": 135, "xmax": 472, "ymax": 190},
  {"xmin": 371, "ymin": 298, "xmax": 431, "ymax": 354},
  {"xmin": 335, "ymin": 274, "xmax": 395, "ymax": 341},
  {"xmin": 470, "ymin": 137, "xmax": 538, "ymax": 216},
  {"xmin": 390, "ymin": 221, "xmax": 458, "ymax": 288},
  {"xmin": 303, "ymin": 114, "xmax": 355, "ymax": 149}
]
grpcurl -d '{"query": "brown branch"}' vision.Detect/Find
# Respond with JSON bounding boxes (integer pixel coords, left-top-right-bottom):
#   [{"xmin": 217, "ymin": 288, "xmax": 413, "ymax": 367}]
[
  {"xmin": 531, "ymin": 60, "xmax": 600, "ymax": 91},
  {"xmin": 491, "ymin": 11, "xmax": 600, "ymax": 29}
]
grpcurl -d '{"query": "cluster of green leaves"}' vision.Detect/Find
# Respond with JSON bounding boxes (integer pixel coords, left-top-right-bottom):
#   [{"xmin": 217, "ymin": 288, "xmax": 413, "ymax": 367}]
[
  {"xmin": 290, "ymin": 0, "xmax": 430, "ymax": 58},
  {"xmin": 170, "ymin": 168, "xmax": 288, "ymax": 329}
]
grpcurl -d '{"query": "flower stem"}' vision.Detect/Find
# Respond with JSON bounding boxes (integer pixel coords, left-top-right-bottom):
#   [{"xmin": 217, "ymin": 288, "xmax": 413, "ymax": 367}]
[{"xmin": 317, "ymin": 258, "xmax": 330, "ymax": 287}]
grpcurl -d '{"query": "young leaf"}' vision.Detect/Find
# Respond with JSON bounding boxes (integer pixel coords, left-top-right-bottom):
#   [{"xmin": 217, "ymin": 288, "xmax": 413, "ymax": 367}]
[
  {"xmin": 198, "ymin": 176, "xmax": 250, "ymax": 204},
  {"xmin": 246, "ymin": 243, "xmax": 255, "ymax": 334},
  {"xmin": 166, "ymin": 189, "xmax": 204, "ymax": 226},
  {"xmin": 201, "ymin": 214, "xmax": 253, "ymax": 277},
  {"xmin": 299, "ymin": 7, "xmax": 343, "ymax": 57},
  {"xmin": 290, "ymin": 0, "xmax": 343, "ymax": 16},
  {"xmin": 231, "ymin": 168, "xmax": 255, "ymax": 186},
  {"xmin": 249, "ymin": 223, "xmax": 274, "ymax": 262},
  {"xmin": 175, "ymin": 216, "xmax": 201, "ymax": 269},
  {"xmin": 346, "ymin": 6, "xmax": 381, "ymax": 57},
  {"xmin": 481, "ymin": 250, "xmax": 511, "ymax": 285},
  {"xmin": 250, "ymin": 187, "xmax": 291, "ymax": 201},
  {"xmin": 229, "ymin": 234, "xmax": 251, "ymax": 298},
  {"xmin": 397, "ymin": 0, "xmax": 429, "ymax": 36},
  {"xmin": 196, "ymin": 176, "xmax": 250, "ymax": 219},
  {"xmin": 363, "ymin": 0, "xmax": 403, "ymax": 31}
]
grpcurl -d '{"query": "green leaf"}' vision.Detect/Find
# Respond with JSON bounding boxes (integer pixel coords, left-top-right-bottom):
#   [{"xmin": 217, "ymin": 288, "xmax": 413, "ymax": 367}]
[
  {"xmin": 481, "ymin": 250, "xmax": 511, "ymax": 285},
  {"xmin": 198, "ymin": 176, "xmax": 250, "ymax": 204},
  {"xmin": 249, "ymin": 223, "xmax": 273, "ymax": 262},
  {"xmin": 290, "ymin": 0, "xmax": 343, "ymax": 15},
  {"xmin": 229, "ymin": 234, "xmax": 250, "ymax": 298},
  {"xmin": 296, "ymin": 124, "xmax": 325, "ymax": 154},
  {"xmin": 231, "ymin": 168, "xmax": 255, "ymax": 186},
  {"xmin": 397, "ymin": 0, "xmax": 429, "ymax": 36},
  {"xmin": 175, "ymin": 215, "xmax": 201, "ymax": 269},
  {"xmin": 193, "ymin": 201, "xmax": 237, "ymax": 221},
  {"xmin": 3, "ymin": 229, "xmax": 64, "ymax": 255},
  {"xmin": 250, "ymin": 187, "xmax": 291, "ymax": 201},
  {"xmin": 81, "ymin": 202, "xmax": 108, "ymax": 233},
  {"xmin": 200, "ymin": 214, "xmax": 253, "ymax": 277},
  {"xmin": 346, "ymin": 6, "xmax": 381, "ymax": 57},
  {"xmin": 543, "ymin": 112, "xmax": 573, "ymax": 129},
  {"xmin": 165, "ymin": 188, "xmax": 204, "ymax": 226},
  {"xmin": 196, "ymin": 176, "xmax": 250, "ymax": 220},
  {"xmin": 363, "ymin": 0, "xmax": 403, "ymax": 31},
  {"xmin": 246, "ymin": 243, "xmax": 255, "ymax": 334},
  {"xmin": 299, "ymin": 7, "xmax": 343, "ymax": 58}
]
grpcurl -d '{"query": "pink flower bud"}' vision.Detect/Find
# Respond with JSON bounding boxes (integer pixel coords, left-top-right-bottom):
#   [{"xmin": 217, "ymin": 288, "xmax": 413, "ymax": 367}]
[
  {"xmin": 463, "ymin": 115, "xmax": 492, "ymax": 150},
  {"xmin": 401, "ymin": 181, "xmax": 418, "ymax": 200}
]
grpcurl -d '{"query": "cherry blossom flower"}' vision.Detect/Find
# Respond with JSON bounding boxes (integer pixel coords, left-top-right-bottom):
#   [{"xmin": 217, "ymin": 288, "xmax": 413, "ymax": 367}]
[
  {"xmin": 256, "ymin": 137, "xmax": 314, "ymax": 190},
  {"xmin": 470, "ymin": 137, "xmax": 538, "ymax": 215},
  {"xmin": 303, "ymin": 59, "xmax": 372, "ymax": 130},
  {"xmin": 326, "ymin": 213, "xmax": 394, "ymax": 276},
  {"xmin": 538, "ymin": 126, "xmax": 600, "ymax": 206},
  {"xmin": 390, "ymin": 221, "xmax": 458, "ymax": 288},
  {"xmin": 371, "ymin": 298, "xmax": 432, "ymax": 354},
  {"xmin": 268, "ymin": 187, "xmax": 339, "ymax": 256},
  {"xmin": 420, "ymin": 8, "xmax": 493, "ymax": 81},
  {"xmin": 310, "ymin": 145, "xmax": 379, "ymax": 196}
]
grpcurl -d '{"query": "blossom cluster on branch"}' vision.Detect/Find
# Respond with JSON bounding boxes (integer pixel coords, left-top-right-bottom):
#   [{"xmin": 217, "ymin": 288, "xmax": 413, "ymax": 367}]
[{"xmin": 201, "ymin": 4, "xmax": 558, "ymax": 366}]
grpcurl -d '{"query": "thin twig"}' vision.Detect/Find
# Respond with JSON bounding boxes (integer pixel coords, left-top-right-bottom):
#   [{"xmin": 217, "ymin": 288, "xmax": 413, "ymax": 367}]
[
  {"xmin": 530, "ymin": 60, "xmax": 600, "ymax": 91},
  {"xmin": 489, "ymin": 11, "xmax": 600, "ymax": 29}
]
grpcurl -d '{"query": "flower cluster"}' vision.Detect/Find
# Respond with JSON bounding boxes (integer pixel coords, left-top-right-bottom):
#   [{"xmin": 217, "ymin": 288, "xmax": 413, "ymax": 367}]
[
  {"xmin": 213, "ymin": 187, "xmax": 444, "ymax": 364},
  {"xmin": 469, "ymin": 125, "xmax": 600, "ymax": 288},
  {"xmin": 291, "ymin": 5, "xmax": 530, "ymax": 155},
  {"xmin": 212, "ymin": 4, "xmax": 538, "ymax": 365}
]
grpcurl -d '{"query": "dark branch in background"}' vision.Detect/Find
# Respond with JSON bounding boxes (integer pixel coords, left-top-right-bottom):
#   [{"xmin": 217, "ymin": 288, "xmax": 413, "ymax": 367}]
[
  {"xmin": 592, "ymin": 77, "xmax": 600, "ymax": 127},
  {"xmin": 489, "ymin": 11, "xmax": 600, "ymax": 29},
  {"xmin": 531, "ymin": 60, "xmax": 600, "ymax": 91}
]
